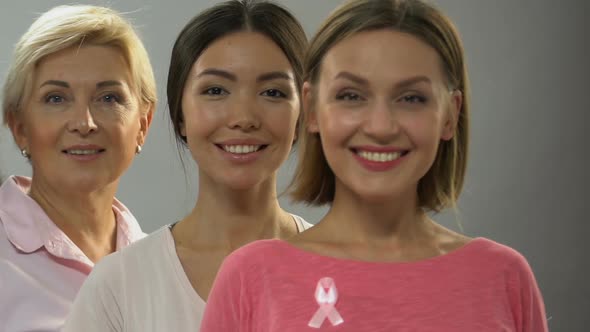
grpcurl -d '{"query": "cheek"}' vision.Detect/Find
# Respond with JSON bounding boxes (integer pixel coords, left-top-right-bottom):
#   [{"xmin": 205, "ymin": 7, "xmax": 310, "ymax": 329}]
[
  {"xmin": 317, "ymin": 107, "xmax": 358, "ymax": 146},
  {"xmin": 266, "ymin": 108, "xmax": 298, "ymax": 140},
  {"xmin": 24, "ymin": 115, "xmax": 62, "ymax": 146},
  {"xmin": 114, "ymin": 109, "xmax": 137, "ymax": 126},
  {"xmin": 403, "ymin": 112, "xmax": 444, "ymax": 148},
  {"xmin": 256, "ymin": 98, "xmax": 298, "ymax": 138},
  {"xmin": 101, "ymin": 112, "xmax": 140, "ymax": 139},
  {"xmin": 182, "ymin": 102, "xmax": 225, "ymax": 139}
]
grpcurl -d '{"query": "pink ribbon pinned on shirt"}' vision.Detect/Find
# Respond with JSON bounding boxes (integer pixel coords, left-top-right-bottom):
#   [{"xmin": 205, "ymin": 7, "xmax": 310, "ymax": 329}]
[{"xmin": 308, "ymin": 277, "xmax": 344, "ymax": 328}]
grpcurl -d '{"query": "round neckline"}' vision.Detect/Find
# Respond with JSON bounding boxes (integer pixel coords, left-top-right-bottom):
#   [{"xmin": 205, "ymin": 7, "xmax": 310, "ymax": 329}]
[
  {"xmin": 269, "ymin": 237, "xmax": 487, "ymax": 267},
  {"xmin": 162, "ymin": 226, "xmax": 207, "ymax": 306}
]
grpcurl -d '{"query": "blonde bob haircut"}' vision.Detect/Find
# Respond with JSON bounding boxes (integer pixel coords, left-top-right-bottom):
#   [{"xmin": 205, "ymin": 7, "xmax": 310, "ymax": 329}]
[
  {"xmin": 2, "ymin": 5, "xmax": 157, "ymax": 125},
  {"xmin": 290, "ymin": 0, "xmax": 470, "ymax": 213}
]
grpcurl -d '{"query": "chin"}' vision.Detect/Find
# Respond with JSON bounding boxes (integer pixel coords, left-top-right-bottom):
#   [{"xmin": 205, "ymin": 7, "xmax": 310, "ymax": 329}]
[
  {"xmin": 345, "ymin": 179, "xmax": 413, "ymax": 204},
  {"xmin": 63, "ymin": 174, "xmax": 118, "ymax": 193},
  {"xmin": 356, "ymin": 191, "xmax": 399, "ymax": 204}
]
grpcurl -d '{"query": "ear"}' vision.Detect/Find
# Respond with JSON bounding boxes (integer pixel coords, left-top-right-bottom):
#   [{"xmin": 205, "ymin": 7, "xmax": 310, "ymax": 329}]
[
  {"xmin": 7, "ymin": 109, "xmax": 28, "ymax": 151},
  {"xmin": 302, "ymin": 82, "xmax": 319, "ymax": 133},
  {"xmin": 441, "ymin": 89, "xmax": 462, "ymax": 141},
  {"xmin": 137, "ymin": 102, "xmax": 154, "ymax": 146}
]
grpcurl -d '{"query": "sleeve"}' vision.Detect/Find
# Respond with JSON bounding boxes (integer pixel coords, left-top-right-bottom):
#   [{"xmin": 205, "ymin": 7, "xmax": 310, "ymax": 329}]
[
  {"xmin": 506, "ymin": 253, "xmax": 549, "ymax": 332},
  {"xmin": 200, "ymin": 248, "xmax": 256, "ymax": 332},
  {"xmin": 0, "ymin": 259, "xmax": 18, "ymax": 331},
  {"xmin": 62, "ymin": 255, "xmax": 124, "ymax": 332}
]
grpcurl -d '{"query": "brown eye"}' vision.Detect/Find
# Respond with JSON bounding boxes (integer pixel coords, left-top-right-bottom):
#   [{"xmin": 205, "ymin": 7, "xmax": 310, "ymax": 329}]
[
  {"xmin": 261, "ymin": 89, "xmax": 286, "ymax": 98},
  {"xmin": 203, "ymin": 87, "xmax": 228, "ymax": 95},
  {"xmin": 399, "ymin": 94, "xmax": 427, "ymax": 104},
  {"xmin": 336, "ymin": 92, "xmax": 362, "ymax": 101}
]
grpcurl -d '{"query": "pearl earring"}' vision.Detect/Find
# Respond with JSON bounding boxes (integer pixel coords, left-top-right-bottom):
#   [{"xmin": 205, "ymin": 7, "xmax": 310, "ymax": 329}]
[{"xmin": 21, "ymin": 149, "xmax": 30, "ymax": 159}]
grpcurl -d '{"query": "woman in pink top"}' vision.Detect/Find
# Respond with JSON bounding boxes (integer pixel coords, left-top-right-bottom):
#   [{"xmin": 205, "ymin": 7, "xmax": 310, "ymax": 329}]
[
  {"xmin": 0, "ymin": 5, "xmax": 155, "ymax": 331},
  {"xmin": 201, "ymin": 0, "xmax": 548, "ymax": 331}
]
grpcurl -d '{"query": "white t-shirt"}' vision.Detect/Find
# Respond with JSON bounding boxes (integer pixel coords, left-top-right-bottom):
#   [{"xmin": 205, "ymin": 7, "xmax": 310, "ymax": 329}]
[{"xmin": 63, "ymin": 215, "xmax": 312, "ymax": 332}]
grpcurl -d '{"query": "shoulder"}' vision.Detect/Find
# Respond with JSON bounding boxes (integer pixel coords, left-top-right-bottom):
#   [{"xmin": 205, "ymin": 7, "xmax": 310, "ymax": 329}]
[
  {"xmin": 470, "ymin": 238, "xmax": 531, "ymax": 266},
  {"xmin": 460, "ymin": 237, "xmax": 537, "ymax": 281},
  {"xmin": 473, "ymin": 240, "xmax": 548, "ymax": 330},
  {"xmin": 227, "ymin": 239, "xmax": 287, "ymax": 263},
  {"xmin": 114, "ymin": 226, "xmax": 170, "ymax": 259},
  {"xmin": 87, "ymin": 226, "xmax": 171, "ymax": 289},
  {"xmin": 0, "ymin": 177, "xmax": 46, "ymax": 253},
  {"xmin": 112, "ymin": 197, "xmax": 146, "ymax": 241},
  {"xmin": 208, "ymin": 240, "xmax": 296, "ymax": 312},
  {"xmin": 219, "ymin": 239, "xmax": 293, "ymax": 279}
]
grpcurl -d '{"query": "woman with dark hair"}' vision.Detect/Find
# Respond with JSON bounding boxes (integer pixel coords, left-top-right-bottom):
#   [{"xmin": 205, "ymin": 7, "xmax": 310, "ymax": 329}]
[{"xmin": 64, "ymin": 1, "xmax": 309, "ymax": 331}]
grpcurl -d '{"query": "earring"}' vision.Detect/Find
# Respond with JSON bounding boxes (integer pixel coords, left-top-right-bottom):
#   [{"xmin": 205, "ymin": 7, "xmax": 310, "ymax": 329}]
[
  {"xmin": 21, "ymin": 149, "xmax": 30, "ymax": 159},
  {"xmin": 136, "ymin": 145, "xmax": 142, "ymax": 155}
]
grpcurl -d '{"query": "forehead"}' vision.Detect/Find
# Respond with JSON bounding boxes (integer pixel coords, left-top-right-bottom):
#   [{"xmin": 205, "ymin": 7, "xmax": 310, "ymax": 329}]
[
  {"xmin": 33, "ymin": 45, "xmax": 131, "ymax": 84},
  {"xmin": 191, "ymin": 31, "xmax": 293, "ymax": 76},
  {"xmin": 321, "ymin": 29, "xmax": 445, "ymax": 84}
]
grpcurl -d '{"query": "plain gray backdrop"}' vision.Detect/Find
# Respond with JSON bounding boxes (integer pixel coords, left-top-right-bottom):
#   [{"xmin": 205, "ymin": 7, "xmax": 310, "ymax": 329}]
[{"xmin": 0, "ymin": 1, "xmax": 587, "ymax": 330}]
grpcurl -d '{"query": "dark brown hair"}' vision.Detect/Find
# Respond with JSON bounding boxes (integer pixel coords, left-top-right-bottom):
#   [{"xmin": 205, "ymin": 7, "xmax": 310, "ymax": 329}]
[{"xmin": 167, "ymin": 0, "xmax": 307, "ymax": 150}]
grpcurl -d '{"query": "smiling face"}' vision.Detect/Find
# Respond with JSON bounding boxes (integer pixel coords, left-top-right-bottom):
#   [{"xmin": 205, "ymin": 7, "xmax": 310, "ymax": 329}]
[
  {"xmin": 9, "ymin": 45, "xmax": 151, "ymax": 192},
  {"xmin": 180, "ymin": 31, "xmax": 300, "ymax": 190},
  {"xmin": 306, "ymin": 29, "xmax": 461, "ymax": 203}
]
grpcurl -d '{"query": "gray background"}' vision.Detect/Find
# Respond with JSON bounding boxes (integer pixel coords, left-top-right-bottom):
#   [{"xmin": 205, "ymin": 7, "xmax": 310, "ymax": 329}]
[{"xmin": 0, "ymin": 0, "xmax": 587, "ymax": 330}]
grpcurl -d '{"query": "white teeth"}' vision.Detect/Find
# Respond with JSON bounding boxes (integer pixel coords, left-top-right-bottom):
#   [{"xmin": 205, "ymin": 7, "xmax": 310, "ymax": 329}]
[
  {"xmin": 223, "ymin": 145, "xmax": 261, "ymax": 154},
  {"xmin": 357, "ymin": 151, "xmax": 401, "ymax": 162},
  {"xmin": 67, "ymin": 149, "xmax": 101, "ymax": 155}
]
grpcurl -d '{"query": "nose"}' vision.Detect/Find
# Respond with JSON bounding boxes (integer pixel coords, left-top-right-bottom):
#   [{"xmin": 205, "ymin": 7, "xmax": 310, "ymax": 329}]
[
  {"xmin": 226, "ymin": 94, "xmax": 261, "ymax": 132},
  {"xmin": 362, "ymin": 99, "xmax": 400, "ymax": 142},
  {"xmin": 66, "ymin": 102, "xmax": 98, "ymax": 135}
]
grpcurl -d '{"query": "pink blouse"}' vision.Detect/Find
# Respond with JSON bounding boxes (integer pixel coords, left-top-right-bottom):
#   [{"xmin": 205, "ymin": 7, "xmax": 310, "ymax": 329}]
[
  {"xmin": 201, "ymin": 238, "xmax": 548, "ymax": 331},
  {"xmin": 0, "ymin": 176, "xmax": 145, "ymax": 331}
]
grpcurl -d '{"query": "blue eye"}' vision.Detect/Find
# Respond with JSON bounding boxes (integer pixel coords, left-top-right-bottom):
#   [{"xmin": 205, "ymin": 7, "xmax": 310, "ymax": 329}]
[
  {"xmin": 261, "ymin": 89, "xmax": 286, "ymax": 98},
  {"xmin": 100, "ymin": 94, "xmax": 120, "ymax": 103},
  {"xmin": 45, "ymin": 95, "xmax": 64, "ymax": 104}
]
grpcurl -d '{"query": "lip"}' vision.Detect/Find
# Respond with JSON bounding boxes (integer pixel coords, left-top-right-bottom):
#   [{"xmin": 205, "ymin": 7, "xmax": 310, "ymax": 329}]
[
  {"xmin": 63, "ymin": 144, "xmax": 105, "ymax": 151},
  {"xmin": 351, "ymin": 145, "xmax": 406, "ymax": 153},
  {"xmin": 215, "ymin": 139, "xmax": 269, "ymax": 164},
  {"xmin": 351, "ymin": 146, "xmax": 408, "ymax": 172},
  {"xmin": 62, "ymin": 144, "xmax": 106, "ymax": 162},
  {"xmin": 216, "ymin": 139, "xmax": 268, "ymax": 146}
]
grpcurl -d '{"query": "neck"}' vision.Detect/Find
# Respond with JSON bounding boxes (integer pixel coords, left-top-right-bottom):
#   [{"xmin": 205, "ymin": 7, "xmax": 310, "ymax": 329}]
[
  {"xmin": 319, "ymin": 179, "xmax": 433, "ymax": 248},
  {"xmin": 28, "ymin": 176, "xmax": 118, "ymax": 263},
  {"xmin": 175, "ymin": 172, "xmax": 294, "ymax": 251}
]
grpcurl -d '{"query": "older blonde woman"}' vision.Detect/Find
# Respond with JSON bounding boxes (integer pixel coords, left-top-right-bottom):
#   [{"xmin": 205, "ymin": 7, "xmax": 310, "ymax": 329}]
[{"xmin": 0, "ymin": 5, "xmax": 156, "ymax": 331}]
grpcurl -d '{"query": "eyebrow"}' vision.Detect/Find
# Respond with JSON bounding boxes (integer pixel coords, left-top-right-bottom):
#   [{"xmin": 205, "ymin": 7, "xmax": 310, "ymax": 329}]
[
  {"xmin": 39, "ymin": 80, "xmax": 124, "ymax": 89},
  {"xmin": 96, "ymin": 80, "xmax": 123, "ymax": 88},
  {"xmin": 394, "ymin": 76, "xmax": 432, "ymax": 90},
  {"xmin": 256, "ymin": 71, "xmax": 293, "ymax": 83},
  {"xmin": 333, "ymin": 71, "xmax": 432, "ymax": 89},
  {"xmin": 195, "ymin": 68, "xmax": 237, "ymax": 81},
  {"xmin": 333, "ymin": 72, "xmax": 368, "ymax": 86},
  {"xmin": 40, "ymin": 80, "xmax": 69, "ymax": 88},
  {"xmin": 195, "ymin": 68, "xmax": 293, "ymax": 83}
]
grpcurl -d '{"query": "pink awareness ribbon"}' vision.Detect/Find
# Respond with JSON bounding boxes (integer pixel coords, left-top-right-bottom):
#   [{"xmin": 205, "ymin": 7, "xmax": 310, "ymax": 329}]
[{"xmin": 308, "ymin": 277, "xmax": 344, "ymax": 328}]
